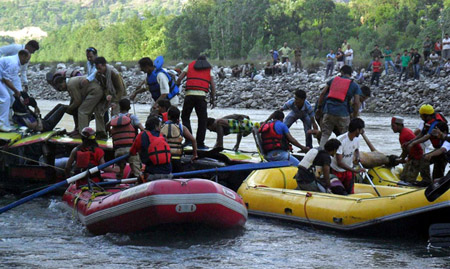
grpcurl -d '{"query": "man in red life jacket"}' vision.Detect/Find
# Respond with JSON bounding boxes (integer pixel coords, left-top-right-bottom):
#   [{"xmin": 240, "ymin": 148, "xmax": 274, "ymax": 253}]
[
  {"xmin": 130, "ymin": 116, "xmax": 172, "ymax": 182},
  {"xmin": 258, "ymin": 110, "xmax": 309, "ymax": 166},
  {"xmin": 390, "ymin": 116, "xmax": 426, "ymax": 184},
  {"xmin": 317, "ymin": 65, "xmax": 362, "ymax": 149},
  {"xmin": 176, "ymin": 55, "xmax": 216, "ymax": 150},
  {"xmin": 65, "ymin": 127, "xmax": 105, "ymax": 188},
  {"xmin": 107, "ymin": 98, "xmax": 144, "ymax": 179},
  {"xmin": 405, "ymin": 104, "xmax": 448, "ymax": 182}
]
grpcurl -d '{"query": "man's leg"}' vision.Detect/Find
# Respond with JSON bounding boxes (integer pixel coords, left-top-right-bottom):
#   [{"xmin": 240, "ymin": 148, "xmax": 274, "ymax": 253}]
[
  {"xmin": 319, "ymin": 114, "xmax": 336, "ymax": 149},
  {"xmin": 94, "ymin": 100, "xmax": 107, "ymax": 136},
  {"xmin": 432, "ymin": 153, "xmax": 447, "ymax": 180},
  {"xmin": 301, "ymin": 115, "xmax": 313, "ymax": 148},
  {"xmin": 181, "ymin": 95, "xmax": 195, "ymax": 134},
  {"xmin": 78, "ymin": 89, "xmax": 103, "ymax": 133},
  {"xmin": 0, "ymin": 83, "xmax": 12, "ymax": 129},
  {"xmin": 283, "ymin": 111, "xmax": 300, "ymax": 128},
  {"xmin": 193, "ymin": 96, "xmax": 208, "ymax": 147},
  {"xmin": 399, "ymin": 159, "xmax": 420, "ymax": 183},
  {"xmin": 42, "ymin": 104, "xmax": 67, "ymax": 131},
  {"xmin": 335, "ymin": 116, "xmax": 350, "ymax": 136}
]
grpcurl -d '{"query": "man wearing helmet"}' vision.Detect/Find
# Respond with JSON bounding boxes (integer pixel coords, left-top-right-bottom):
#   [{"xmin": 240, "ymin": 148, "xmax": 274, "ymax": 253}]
[
  {"xmin": 65, "ymin": 127, "xmax": 105, "ymax": 188},
  {"xmin": 405, "ymin": 104, "xmax": 448, "ymax": 183}
]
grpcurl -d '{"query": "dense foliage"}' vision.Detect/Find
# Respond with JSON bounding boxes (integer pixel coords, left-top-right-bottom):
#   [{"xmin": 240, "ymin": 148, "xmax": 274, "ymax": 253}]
[{"xmin": 3, "ymin": 0, "xmax": 449, "ymax": 63}]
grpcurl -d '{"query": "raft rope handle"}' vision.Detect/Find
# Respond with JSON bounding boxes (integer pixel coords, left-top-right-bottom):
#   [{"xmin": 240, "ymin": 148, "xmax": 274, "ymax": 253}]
[
  {"xmin": 304, "ymin": 192, "xmax": 315, "ymax": 229},
  {"xmin": 278, "ymin": 168, "xmax": 287, "ymax": 189},
  {"xmin": 0, "ymin": 148, "xmax": 65, "ymax": 171}
]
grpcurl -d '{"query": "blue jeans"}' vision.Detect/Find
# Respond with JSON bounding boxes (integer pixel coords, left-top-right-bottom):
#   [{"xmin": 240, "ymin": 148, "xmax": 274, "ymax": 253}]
[
  {"xmin": 413, "ymin": 64, "xmax": 420, "ymax": 79},
  {"xmin": 284, "ymin": 111, "xmax": 313, "ymax": 148},
  {"xmin": 399, "ymin": 67, "xmax": 409, "ymax": 81},
  {"xmin": 265, "ymin": 150, "xmax": 300, "ymax": 166},
  {"xmin": 384, "ymin": 60, "xmax": 397, "ymax": 74}
]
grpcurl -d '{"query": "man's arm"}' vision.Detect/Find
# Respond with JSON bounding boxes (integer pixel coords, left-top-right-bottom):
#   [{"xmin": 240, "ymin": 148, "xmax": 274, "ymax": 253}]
[
  {"xmin": 20, "ymin": 63, "xmax": 28, "ymax": 91},
  {"xmin": 285, "ymin": 132, "xmax": 308, "ymax": 152},
  {"xmin": 65, "ymin": 148, "xmax": 77, "ymax": 177},
  {"xmin": 210, "ymin": 76, "xmax": 216, "ymax": 108},
  {"xmin": 2, "ymin": 78, "xmax": 20, "ymax": 97},
  {"xmin": 352, "ymin": 94, "xmax": 361, "ymax": 119},
  {"xmin": 176, "ymin": 72, "xmax": 186, "ymax": 86},
  {"xmin": 322, "ymin": 164, "xmax": 331, "ymax": 189},
  {"xmin": 336, "ymin": 153, "xmax": 364, "ymax": 173},
  {"xmin": 183, "ymin": 126, "xmax": 198, "ymax": 161}
]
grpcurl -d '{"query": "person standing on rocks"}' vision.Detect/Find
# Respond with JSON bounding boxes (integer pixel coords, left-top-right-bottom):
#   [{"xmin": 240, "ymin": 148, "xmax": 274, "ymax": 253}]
[
  {"xmin": 370, "ymin": 56, "xmax": 382, "ymax": 87},
  {"xmin": 383, "ymin": 45, "xmax": 396, "ymax": 74},
  {"xmin": 279, "ymin": 42, "xmax": 292, "ymax": 64},
  {"xmin": 82, "ymin": 47, "xmax": 98, "ymax": 86},
  {"xmin": 317, "ymin": 65, "xmax": 362, "ymax": 149},
  {"xmin": 398, "ymin": 50, "xmax": 411, "ymax": 82},
  {"xmin": 325, "ymin": 49, "xmax": 335, "ymax": 79},
  {"xmin": 0, "ymin": 50, "xmax": 31, "ymax": 132},
  {"xmin": 435, "ymin": 40, "xmax": 442, "ymax": 57},
  {"xmin": 294, "ymin": 46, "xmax": 302, "ymax": 72},
  {"xmin": 344, "ymin": 45, "xmax": 353, "ymax": 67},
  {"xmin": 423, "ymin": 36, "xmax": 433, "ymax": 61},
  {"xmin": 367, "ymin": 45, "xmax": 382, "ymax": 71},
  {"xmin": 336, "ymin": 47, "xmax": 345, "ymax": 71},
  {"xmin": 277, "ymin": 89, "xmax": 319, "ymax": 149},
  {"xmin": 270, "ymin": 50, "xmax": 279, "ymax": 65},
  {"xmin": 412, "ymin": 48, "xmax": 421, "ymax": 80},
  {"xmin": 442, "ymin": 34, "xmax": 450, "ymax": 60},
  {"xmin": 94, "ymin": 57, "xmax": 126, "ymax": 139},
  {"xmin": 130, "ymin": 57, "xmax": 180, "ymax": 109},
  {"xmin": 176, "ymin": 55, "xmax": 215, "ymax": 150},
  {"xmin": 0, "ymin": 40, "xmax": 39, "ymax": 93},
  {"xmin": 53, "ymin": 76, "xmax": 105, "ymax": 138}
]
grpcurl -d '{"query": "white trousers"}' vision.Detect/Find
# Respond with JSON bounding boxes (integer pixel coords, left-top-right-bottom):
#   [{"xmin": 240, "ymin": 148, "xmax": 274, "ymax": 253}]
[{"xmin": 0, "ymin": 82, "xmax": 12, "ymax": 128}]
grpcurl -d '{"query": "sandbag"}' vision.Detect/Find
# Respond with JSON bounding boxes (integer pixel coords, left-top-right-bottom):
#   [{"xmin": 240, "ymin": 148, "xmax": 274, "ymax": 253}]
[{"xmin": 360, "ymin": 151, "xmax": 390, "ymax": 168}]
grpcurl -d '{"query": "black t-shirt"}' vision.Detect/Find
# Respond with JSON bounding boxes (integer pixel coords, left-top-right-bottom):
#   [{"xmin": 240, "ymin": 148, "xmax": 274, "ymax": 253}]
[
  {"xmin": 13, "ymin": 92, "xmax": 37, "ymax": 114},
  {"xmin": 413, "ymin": 53, "xmax": 421, "ymax": 64},
  {"xmin": 336, "ymin": 51, "xmax": 344, "ymax": 62},
  {"xmin": 313, "ymin": 150, "xmax": 331, "ymax": 167}
]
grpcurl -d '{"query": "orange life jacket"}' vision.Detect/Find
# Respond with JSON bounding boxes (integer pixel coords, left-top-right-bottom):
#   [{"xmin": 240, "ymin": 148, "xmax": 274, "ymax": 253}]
[
  {"xmin": 141, "ymin": 131, "xmax": 171, "ymax": 166},
  {"xmin": 110, "ymin": 113, "xmax": 136, "ymax": 149},
  {"xmin": 327, "ymin": 76, "xmax": 352, "ymax": 102},
  {"xmin": 185, "ymin": 61, "xmax": 211, "ymax": 92},
  {"xmin": 259, "ymin": 121, "xmax": 285, "ymax": 152},
  {"xmin": 162, "ymin": 112, "xmax": 168, "ymax": 123}
]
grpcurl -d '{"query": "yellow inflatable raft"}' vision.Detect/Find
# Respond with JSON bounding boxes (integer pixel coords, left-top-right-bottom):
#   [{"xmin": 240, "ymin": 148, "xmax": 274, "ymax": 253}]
[{"xmin": 237, "ymin": 167, "xmax": 450, "ymax": 232}]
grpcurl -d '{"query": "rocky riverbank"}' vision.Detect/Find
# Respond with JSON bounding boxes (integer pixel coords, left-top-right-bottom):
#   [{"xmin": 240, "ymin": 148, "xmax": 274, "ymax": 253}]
[{"xmin": 27, "ymin": 63, "xmax": 450, "ymax": 115}]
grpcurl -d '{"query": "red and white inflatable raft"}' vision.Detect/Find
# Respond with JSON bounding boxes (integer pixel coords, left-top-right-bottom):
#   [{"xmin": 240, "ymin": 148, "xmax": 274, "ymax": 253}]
[{"xmin": 62, "ymin": 178, "xmax": 248, "ymax": 235}]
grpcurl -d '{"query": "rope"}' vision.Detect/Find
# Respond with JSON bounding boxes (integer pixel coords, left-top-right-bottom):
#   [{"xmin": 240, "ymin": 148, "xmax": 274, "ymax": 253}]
[
  {"xmin": 303, "ymin": 192, "xmax": 315, "ymax": 229},
  {"xmin": 0, "ymin": 148, "xmax": 65, "ymax": 171}
]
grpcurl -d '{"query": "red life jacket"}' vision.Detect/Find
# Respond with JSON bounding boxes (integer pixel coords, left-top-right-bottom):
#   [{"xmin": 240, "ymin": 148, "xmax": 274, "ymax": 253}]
[
  {"xmin": 259, "ymin": 121, "xmax": 285, "ymax": 152},
  {"xmin": 141, "ymin": 131, "xmax": 171, "ymax": 166},
  {"xmin": 110, "ymin": 113, "xmax": 136, "ymax": 149},
  {"xmin": 75, "ymin": 146, "xmax": 104, "ymax": 187},
  {"xmin": 426, "ymin": 113, "xmax": 448, "ymax": 148},
  {"xmin": 162, "ymin": 112, "xmax": 168, "ymax": 123},
  {"xmin": 327, "ymin": 76, "xmax": 352, "ymax": 102},
  {"xmin": 185, "ymin": 61, "xmax": 211, "ymax": 92}
]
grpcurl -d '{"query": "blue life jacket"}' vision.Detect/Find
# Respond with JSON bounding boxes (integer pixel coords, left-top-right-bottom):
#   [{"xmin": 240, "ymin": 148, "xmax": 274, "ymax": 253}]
[{"xmin": 147, "ymin": 68, "xmax": 179, "ymax": 101}]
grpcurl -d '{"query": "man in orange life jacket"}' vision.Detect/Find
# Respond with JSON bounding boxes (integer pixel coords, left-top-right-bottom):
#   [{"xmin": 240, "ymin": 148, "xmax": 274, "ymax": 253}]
[
  {"xmin": 405, "ymin": 104, "xmax": 448, "ymax": 181},
  {"xmin": 176, "ymin": 55, "xmax": 216, "ymax": 150},
  {"xmin": 130, "ymin": 115, "xmax": 172, "ymax": 181},
  {"xmin": 107, "ymin": 98, "xmax": 144, "ymax": 179},
  {"xmin": 130, "ymin": 57, "xmax": 179, "ymax": 110},
  {"xmin": 259, "ymin": 110, "xmax": 309, "ymax": 166},
  {"xmin": 317, "ymin": 65, "xmax": 362, "ymax": 149},
  {"xmin": 65, "ymin": 127, "xmax": 105, "ymax": 188}
]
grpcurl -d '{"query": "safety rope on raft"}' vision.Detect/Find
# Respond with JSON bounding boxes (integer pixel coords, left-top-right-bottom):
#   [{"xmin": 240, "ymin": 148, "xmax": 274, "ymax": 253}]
[
  {"xmin": 0, "ymin": 148, "xmax": 65, "ymax": 171},
  {"xmin": 304, "ymin": 192, "xmax": 316, "ymax": 230}
]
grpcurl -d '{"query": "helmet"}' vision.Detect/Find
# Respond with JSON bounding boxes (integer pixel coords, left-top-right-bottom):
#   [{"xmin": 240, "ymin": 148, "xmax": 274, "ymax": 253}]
[
  {"xmin": 81, "ymin": 127, "xmax": 96, "ymax": 140},
  {"xmin": 419, "ymin": 104, "xmax": 434, "ymax": 115}
]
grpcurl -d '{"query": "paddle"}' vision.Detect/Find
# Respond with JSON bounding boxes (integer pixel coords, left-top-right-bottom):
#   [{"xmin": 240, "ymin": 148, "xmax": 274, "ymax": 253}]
[
  {"xmin": 359, "ymin": 162, "xmax": 381, "ymax": 197},
  {"xmin": 0, "ymin": 154, "xmax": 130, "ymax": 214},
  {"xmin": 89, "ymin": 161, "xmax": 294, "ymax": 187}
]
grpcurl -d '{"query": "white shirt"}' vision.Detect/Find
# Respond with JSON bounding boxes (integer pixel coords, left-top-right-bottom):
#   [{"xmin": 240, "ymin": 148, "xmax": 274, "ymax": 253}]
[
  {"xmin": 0, "ymin": 44, "xmax": 27, "ymax": 86},
  {"xmin": 0, "ymin": 54, "xmax": 22, "ymax": 90},
  {"xmin": 331, "ymin": 132, "xmax": 359, "ymax": 172},
  {"xmin": 157, "ymin": 70, "xmax": 179, "ymax": 106},
  {"xmin": 86, "ymin": 61, "xmax": 97, "ymax": 82},
  {"xmin": 443, "ymin": 38, "xmax": 450, "ymax": 50},
  {"xmin": 344, "ymin": 49, "xmax": 354, "ymax": 60}
]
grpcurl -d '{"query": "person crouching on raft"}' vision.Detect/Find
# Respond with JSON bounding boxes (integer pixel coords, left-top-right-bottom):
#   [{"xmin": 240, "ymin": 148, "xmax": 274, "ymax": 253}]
[
  {"xmin": 295, "ymin": 139, "xmax": 341, "ymax": 193},
  {"xmin": 258, "ymin": 110, "xmax": 309, "ymax": 166},
  {"xmin": 206, "ymin": 114, "xmax": 259, "ymax": 152},
  {"xmin": 129, "ymin": 116, "xmax": 172, "ymax": 183},
  {"xmin": 330, "ymin": 118, "xmax": 366, "ymax": 195},
  {"xmin": 65, "ymin": 127, "xmax": 105, "ymax": 188}
]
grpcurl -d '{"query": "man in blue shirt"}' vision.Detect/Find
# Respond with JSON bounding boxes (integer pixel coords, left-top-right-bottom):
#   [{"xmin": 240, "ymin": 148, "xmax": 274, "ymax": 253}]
[
  {"xmin": 259, "ymin": 110, "xmax": 309, "ymax": 166},
  {"xmin": 278, "ymin": 90, "xmax": 318, "ymax": 148},
  {"xmin": 325, "ymin": 49, "xmax": 335, "ymax": 78},
  {"xmin": 317, "ymin": 65, "xmax": 362, "ymax": 148},
  {"xmin": 0, "ymin": 40, "xmax": 39, "ymax": 92},
  {"xmin": 82, "ymin": 47, "xmax": 98, "ymax": 86}
]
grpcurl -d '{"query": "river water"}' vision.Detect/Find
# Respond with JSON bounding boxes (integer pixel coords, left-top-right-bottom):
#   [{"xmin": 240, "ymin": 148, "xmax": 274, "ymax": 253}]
[{"xmin": 1, "ymin": 102, "xmax": 449, "ymax": 268}]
